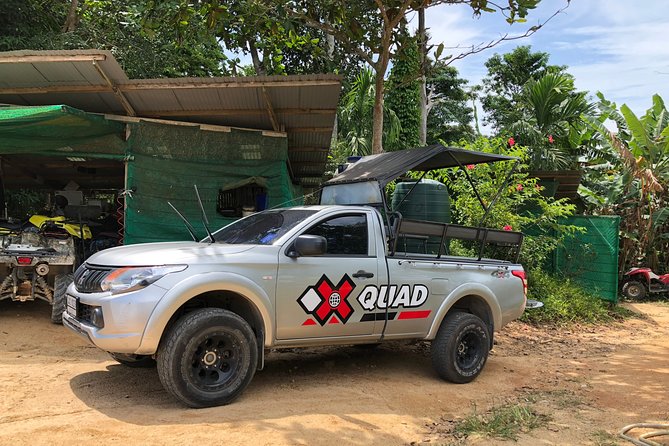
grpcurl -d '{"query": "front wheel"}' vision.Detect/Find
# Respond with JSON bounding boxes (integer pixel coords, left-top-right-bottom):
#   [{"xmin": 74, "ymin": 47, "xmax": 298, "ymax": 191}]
[
  {"xmin": 50, "ymin": 273, "xmax": 73, "ymax": 324},
  {"xmin": 622, "ymin": 280, "xmax": 647, "ymax": 299},
  {"xmin": 431, "ymin": 311, "xmax": 490, "ymax": 383},
  {"xmin": 157, "ymin": 308, "xmax": 258, "ymax": 408}
]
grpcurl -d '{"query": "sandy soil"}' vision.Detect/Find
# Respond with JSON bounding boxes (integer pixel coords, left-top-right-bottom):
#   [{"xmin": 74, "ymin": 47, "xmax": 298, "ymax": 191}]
[{"xmin": 0, "ymin": 299, "xmax": 667, "ymax": 446}]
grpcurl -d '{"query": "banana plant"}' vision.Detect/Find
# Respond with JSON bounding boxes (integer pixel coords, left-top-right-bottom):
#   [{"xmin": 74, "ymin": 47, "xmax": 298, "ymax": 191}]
[{"xmin": 583, "ymin": 93, "xmax": 669, "ymax": 271}]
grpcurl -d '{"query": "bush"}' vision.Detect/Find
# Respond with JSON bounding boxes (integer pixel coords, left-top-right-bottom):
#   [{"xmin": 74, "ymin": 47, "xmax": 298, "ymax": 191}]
[{"xmin": 522, "ymin": 269, "xmax": 634, "ymax": 325}]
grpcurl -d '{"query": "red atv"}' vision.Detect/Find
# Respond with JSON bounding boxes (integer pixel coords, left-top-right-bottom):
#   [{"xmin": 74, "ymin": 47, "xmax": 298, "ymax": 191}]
[{"xmin": 621, "ymin": 267, "xmax": 669, "ymax": 299}]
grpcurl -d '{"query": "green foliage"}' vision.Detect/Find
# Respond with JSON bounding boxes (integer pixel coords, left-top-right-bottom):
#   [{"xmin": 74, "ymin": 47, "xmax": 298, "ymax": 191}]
[
  {"xmin": 453, "ymin": 403, "xmax": 549, "ymax": 441},
  {"xmin": 0, "ymin": 0, "xmax": 228, "ymax": 78},
  {"xmin": 427, "ymin": 137, "xmax": 580, "ymax": 271},
  {"xmin": 5, "ymin": 189, "xmax": 48, "ymax": 219},
  {"xmin": 481, "ymin": 45, "xmax": 567, "ymax": 132},
  {"xmin": 522, "ymin": 269, "xmax": 635, "ymax": 325},
  {"xmin": 334, "ymin": 68, "xmax": 401, "ymax": 159},
  {"xmin": 426, "ymin": 63, "xmax": 475, "ymax": 144},
  {"xmin": 509, "ymin": 72, "xmax": 594, "ymax": 170},
  {"xmin": 581, "ymin": 93, "xmax": 669, "ymax": 272},
  {"xmin": 384, "ymin": 36, "xmax": 421, "ymax": 151}
]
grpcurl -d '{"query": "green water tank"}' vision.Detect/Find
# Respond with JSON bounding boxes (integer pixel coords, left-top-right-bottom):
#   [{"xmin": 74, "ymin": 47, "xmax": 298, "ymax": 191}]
[
  {"xmin": 391, "ymin": 179, "xmax": 450, "ymax": 223},
  {"xmin": 391, "ymin": 179, "xmax": 450, "ymax": 254}
]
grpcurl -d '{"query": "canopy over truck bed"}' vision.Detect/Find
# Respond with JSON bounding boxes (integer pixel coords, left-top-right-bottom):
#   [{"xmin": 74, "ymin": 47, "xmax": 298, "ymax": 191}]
[{"xmin": 320, "ymin": 144, "xmax": 523, "ymax": 263}]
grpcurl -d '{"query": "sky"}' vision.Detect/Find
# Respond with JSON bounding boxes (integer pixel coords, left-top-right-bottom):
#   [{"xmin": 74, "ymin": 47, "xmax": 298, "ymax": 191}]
[{"xmin": 418, "ymin": 0, "xmax": 669, "ymax": 118}]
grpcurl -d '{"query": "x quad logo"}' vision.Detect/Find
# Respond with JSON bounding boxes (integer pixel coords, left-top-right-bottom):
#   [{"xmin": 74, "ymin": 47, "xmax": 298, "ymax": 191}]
[{"xmin": 297, "ymin": 274, "xmax": 355, "ymax": 326}]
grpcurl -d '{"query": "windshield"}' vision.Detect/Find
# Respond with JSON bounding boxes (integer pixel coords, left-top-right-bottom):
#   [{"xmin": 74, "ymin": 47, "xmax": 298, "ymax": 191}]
[{"xmin": 208, "ymin": 209, "xmax": 317, "ymax": 245}]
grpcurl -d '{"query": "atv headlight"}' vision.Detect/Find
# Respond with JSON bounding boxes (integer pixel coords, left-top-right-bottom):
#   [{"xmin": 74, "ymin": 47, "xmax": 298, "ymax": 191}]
[{"xmin": 101, "ymin": 265, "xmax": 187, "ymax": 295}]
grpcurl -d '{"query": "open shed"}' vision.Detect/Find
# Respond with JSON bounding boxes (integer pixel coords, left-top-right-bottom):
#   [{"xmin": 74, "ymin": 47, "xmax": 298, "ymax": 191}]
[{"xmin": 0, "ymin": 50, "xmax": 341, "ymax": 245}]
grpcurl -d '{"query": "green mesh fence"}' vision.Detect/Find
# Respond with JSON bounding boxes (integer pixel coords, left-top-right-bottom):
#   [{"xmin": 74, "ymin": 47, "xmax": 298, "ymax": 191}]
[
  {"xmin": 124, "ymin": 122, "xmax": 302, "ymax": 244},
  {"xmin": 0, "ymin": 105, "xmax": 125, "ymax": 155},
  {"xmin": 552, "ymin": 215, "xmax": 620, "ymax": 302}
]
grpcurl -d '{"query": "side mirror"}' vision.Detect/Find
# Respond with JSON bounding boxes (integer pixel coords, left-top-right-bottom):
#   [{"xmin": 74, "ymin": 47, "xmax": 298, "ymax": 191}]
[{"xmin": 288, "ymin": 235, "xmax": 327, "ymax": 258}]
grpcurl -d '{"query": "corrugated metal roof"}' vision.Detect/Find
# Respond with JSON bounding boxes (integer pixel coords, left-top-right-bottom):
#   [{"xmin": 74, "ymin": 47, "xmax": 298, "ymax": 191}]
[{"xmin": 0, "ymin": 49, "xmax": 341, "ymax": 186}]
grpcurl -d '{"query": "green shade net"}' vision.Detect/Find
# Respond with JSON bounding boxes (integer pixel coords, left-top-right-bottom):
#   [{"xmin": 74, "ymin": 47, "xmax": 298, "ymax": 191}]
[
  {"xmin": 124, "ymin": 121, "xmax": 303, "ymax": 244},
  {"xmin": 0, "ymin": 105, "xmax": 125, "ymax": 155}
]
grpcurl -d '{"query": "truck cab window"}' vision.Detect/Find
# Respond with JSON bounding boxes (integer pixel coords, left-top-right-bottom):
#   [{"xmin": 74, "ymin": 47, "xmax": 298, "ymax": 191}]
[{"xmin": 305, "ymin": 214, "xmax": 368, "ymax": 256}]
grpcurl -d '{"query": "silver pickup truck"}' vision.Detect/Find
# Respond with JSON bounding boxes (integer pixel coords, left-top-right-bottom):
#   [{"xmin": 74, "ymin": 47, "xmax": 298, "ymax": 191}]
[{"xmin": 63, "ymin": 145, "xmax": 527, "ymax": 408}]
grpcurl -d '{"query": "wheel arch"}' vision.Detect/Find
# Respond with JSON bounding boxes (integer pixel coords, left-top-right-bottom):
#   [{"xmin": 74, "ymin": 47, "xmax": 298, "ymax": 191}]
[
  {"xmin": 427, "ymin": 285, "xmax": 501, "ymax": 345},
  {"xmin": 136, "ymin": 272, "xmax": 273, "ymax": 363}
]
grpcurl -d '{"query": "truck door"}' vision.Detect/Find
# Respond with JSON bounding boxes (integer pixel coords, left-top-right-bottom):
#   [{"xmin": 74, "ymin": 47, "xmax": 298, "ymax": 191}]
[{"xmin": 276, "ymin": 211, "xmax": 380, "ymax": 340}]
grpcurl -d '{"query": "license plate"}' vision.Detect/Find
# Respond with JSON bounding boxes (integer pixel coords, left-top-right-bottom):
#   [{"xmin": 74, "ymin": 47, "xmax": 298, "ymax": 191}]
[{"xmin": 66, "ymin": 294, "xmax": 77, "ymax": 317}]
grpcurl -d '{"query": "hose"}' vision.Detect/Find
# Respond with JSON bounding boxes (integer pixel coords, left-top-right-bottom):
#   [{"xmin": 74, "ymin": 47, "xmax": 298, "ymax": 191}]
[{"xmin": 620, "ymin": 423, "xmax": 669, "ymax": 446}]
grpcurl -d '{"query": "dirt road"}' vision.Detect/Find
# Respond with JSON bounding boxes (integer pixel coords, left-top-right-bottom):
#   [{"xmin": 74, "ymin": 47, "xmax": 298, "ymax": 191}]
[{"xmin": 0, "ymin": 300, "xmax": 667, "ymax": 445}]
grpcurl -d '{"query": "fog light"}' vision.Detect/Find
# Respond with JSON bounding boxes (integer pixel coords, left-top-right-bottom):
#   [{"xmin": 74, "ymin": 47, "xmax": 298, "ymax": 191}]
[{"xmin": 91, "ymin": 307, "xmax": 104, "ymax": 328}]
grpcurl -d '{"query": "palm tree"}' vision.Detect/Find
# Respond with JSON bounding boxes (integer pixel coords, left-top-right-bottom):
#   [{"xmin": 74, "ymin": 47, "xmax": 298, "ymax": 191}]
[
  {"xmin": 336, "ymin": 68, "xmax": 401, "ymax": 158},
  {"xmin": 509, "ymin": 73, "xmax": 593, "ymax": 170}
]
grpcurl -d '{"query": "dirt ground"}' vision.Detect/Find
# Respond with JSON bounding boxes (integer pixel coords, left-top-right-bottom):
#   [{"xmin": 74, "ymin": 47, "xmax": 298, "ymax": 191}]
[{"xmin": 0, "ymin": 300, "xmax": 667, "ymax": 446}]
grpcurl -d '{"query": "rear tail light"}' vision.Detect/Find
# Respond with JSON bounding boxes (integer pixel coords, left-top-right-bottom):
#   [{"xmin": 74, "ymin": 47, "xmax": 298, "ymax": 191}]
[
  {"xmin": 511, "ymin": 270, "xmax": 527, "ymax": 297},
  {"xmin": 16, "ymin": 256, "xmax": 33, "ymax": 265}
]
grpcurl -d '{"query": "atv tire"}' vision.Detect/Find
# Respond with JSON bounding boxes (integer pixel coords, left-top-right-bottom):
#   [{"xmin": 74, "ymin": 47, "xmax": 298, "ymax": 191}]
[
  {"xmin": 157, "ymin": 308, "xmax": 257, "ymax": 408},
  {"xmin": 50, "ymin": 273, "xmax": 73, "ymax": 324},
  {"xmin": 431, "ymin": 311, "xmax": 490, "ymax": 383},
  {"xmin": 622, "ymin": 280, "xmax": 647, "ymax": 300}
]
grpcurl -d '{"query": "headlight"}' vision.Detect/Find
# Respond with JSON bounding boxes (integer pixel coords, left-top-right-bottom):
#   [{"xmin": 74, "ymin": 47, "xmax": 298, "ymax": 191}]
[{"xmin": 101, "ymin": 265, "xmax": 187, "ymax": 295}]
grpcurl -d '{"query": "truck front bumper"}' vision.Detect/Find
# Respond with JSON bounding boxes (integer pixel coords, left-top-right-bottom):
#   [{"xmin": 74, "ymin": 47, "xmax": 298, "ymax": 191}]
[{"xmin": 62, "ymin": 283, "xmax": 168, "ymax": 354}]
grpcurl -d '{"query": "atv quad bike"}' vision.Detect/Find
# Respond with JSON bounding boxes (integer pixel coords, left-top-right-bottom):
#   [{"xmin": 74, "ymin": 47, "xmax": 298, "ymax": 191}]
[{"xmin": 0, "ymin": 215, "xmax": 90, "ymax": 323}]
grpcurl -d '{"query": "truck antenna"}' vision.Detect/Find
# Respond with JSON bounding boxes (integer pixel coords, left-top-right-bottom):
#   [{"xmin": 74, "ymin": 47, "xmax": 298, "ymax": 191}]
[
  {"xmin": 167, "ymin": 201, "xmax": 198, "ymax": 242},
  {"xmin": 194, "ymin": 184, "xmax": 215, "ymax": 243}
]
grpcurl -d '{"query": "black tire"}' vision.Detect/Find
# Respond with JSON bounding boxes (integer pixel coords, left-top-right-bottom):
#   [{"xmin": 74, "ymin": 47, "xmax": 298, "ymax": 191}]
[
  {"xmin": 50, "ymin": 273, "xmax": 73, "ymax": 324},
  {"xmin": 110, "ymin": 353, "xmax": 156, "ymax": 368},
  {"xmin": 622, "ymin": 280, "xmax": 647, "ymax": 299},
  {"xmin": 431, "ymin": 311, "xmax": 490, "ymax": 383},
  {"xmin": 157, "ymin": 308, "xmax": 257, "ymax": 408}
]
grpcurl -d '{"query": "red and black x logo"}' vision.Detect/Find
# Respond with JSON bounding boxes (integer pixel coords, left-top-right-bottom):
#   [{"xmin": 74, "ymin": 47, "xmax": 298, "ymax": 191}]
[{"xmin": 297, "ymin": 274, "xmax": 356, "ymax": 325}]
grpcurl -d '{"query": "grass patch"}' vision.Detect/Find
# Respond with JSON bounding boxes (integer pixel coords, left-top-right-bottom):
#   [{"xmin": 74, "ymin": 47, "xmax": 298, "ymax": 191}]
[
  {"xmin": 453, "ymin": 403, "xmax": 550, "ymax": 441},
  {"xmin": 521, "ymin": 269, "xmax": 637, "ymax": 325},
  {"xmin": 592, "ymin": 429, "xmax": 621, "ymax": 446}
]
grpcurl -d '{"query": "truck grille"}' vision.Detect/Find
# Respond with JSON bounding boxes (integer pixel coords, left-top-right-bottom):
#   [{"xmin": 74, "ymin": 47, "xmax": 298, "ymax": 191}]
[{"xmin": 74, "ymin": 264, "xmax": 112, "ymax": 293}]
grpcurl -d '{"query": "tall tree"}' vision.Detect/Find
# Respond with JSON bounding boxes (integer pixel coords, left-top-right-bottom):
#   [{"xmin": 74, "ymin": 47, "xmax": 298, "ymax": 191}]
[
  {"xmin": 481, "ymin": 45, "xmax": 566, "ymax": 131},
  {"xmin": 425, "ymin": 63, "xmax": 475, "ymax": 144},
  {"xmin": 385, "ymin": 35, "xmax": 421, "ymax": 151},
  {"xmin": 280, "ymin": 0, "xmax": 548, "ymax": 154}
]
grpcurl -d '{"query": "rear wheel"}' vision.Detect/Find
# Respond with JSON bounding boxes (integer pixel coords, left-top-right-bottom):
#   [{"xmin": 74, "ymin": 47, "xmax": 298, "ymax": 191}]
[
  {"xmin": 110, "ymin": 353, "xmax": 156, "ymax": 368},
  {"xmin": 622, "ymin": 280, "xmax": 647, "ymax": 299},
  {"xmin": 50, "ymin": 273, "xmax": 73, "ymax": 324},
  {"xmin": 431, "ymin": 311, "xmax": 490, "ymax": 383},
  {"xmin": 157, "ymin": 308, "xmax": 257, "ymax": 408}
]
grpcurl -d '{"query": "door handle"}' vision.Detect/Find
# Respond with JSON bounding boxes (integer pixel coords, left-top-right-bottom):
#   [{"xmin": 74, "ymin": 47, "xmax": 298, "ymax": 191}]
[{"xmin": 352, "ymin": 270, "xmax": 374, "ymax": 279}]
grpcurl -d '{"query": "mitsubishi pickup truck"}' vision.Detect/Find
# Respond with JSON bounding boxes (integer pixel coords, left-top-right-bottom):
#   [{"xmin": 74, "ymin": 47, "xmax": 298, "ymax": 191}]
[{"xmin": 63, "ymin": 145, "xmax": 527, "ymax": 408}]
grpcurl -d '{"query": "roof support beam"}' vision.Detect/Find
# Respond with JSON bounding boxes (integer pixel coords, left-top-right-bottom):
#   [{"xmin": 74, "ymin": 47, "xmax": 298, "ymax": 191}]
[
  {"xmin": 0, "ymin": 54, "xmax": 107, "ymax": 63},
  {"xmin": 262, "ymin": 87, "xmax": 280, "ymax": 132},
  {"xmin": 120, "ymin": 79, "xmax": 340, "ymax": 90},
  {"xmin": 288, "ymin": 127, "xmax": 334, "ymax": 133},
  {"xmin": 92, "ymin": 61, "xmax": 136, "ymax": 117},
  {"xmin": 142, "ymin": 108, "xmax": 336, "ymax": 117}
]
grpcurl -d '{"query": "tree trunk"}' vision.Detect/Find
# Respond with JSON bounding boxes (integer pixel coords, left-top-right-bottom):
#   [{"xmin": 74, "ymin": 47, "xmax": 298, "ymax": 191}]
[
  {"xmin": 247, "ymin": 40, "xmax": 265, "ymax": 75},
  {"xmin": 62, "ymin": 0, "xmax": 79, "ymax": 32},
  {"xmin": 418, "ymin": 7, "xmax": 427, "ymax": 146},
  {"xmin": 371, "ymin": 66, "xmax": 386, "ymax": 155}
]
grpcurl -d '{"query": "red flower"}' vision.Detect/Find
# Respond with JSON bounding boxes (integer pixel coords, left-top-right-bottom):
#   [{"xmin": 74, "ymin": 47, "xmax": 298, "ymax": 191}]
[
  {"xmin": 508, "ymin": 137, "xmax": 516, "ymax": 146},
  {"xmin": 503, "ymin": 225, "xmax": 513, "ymax": 231},
  {"xmin": 516, "ymin": 184, "xmax": 523, "ymax": 191},
  {"xmin": 466, "ymin": 164, "xmax": 475, "ymax": 170},
  {"xmin": 548, "ymin": 134, "xmax": 554, "ymax": 144}
]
